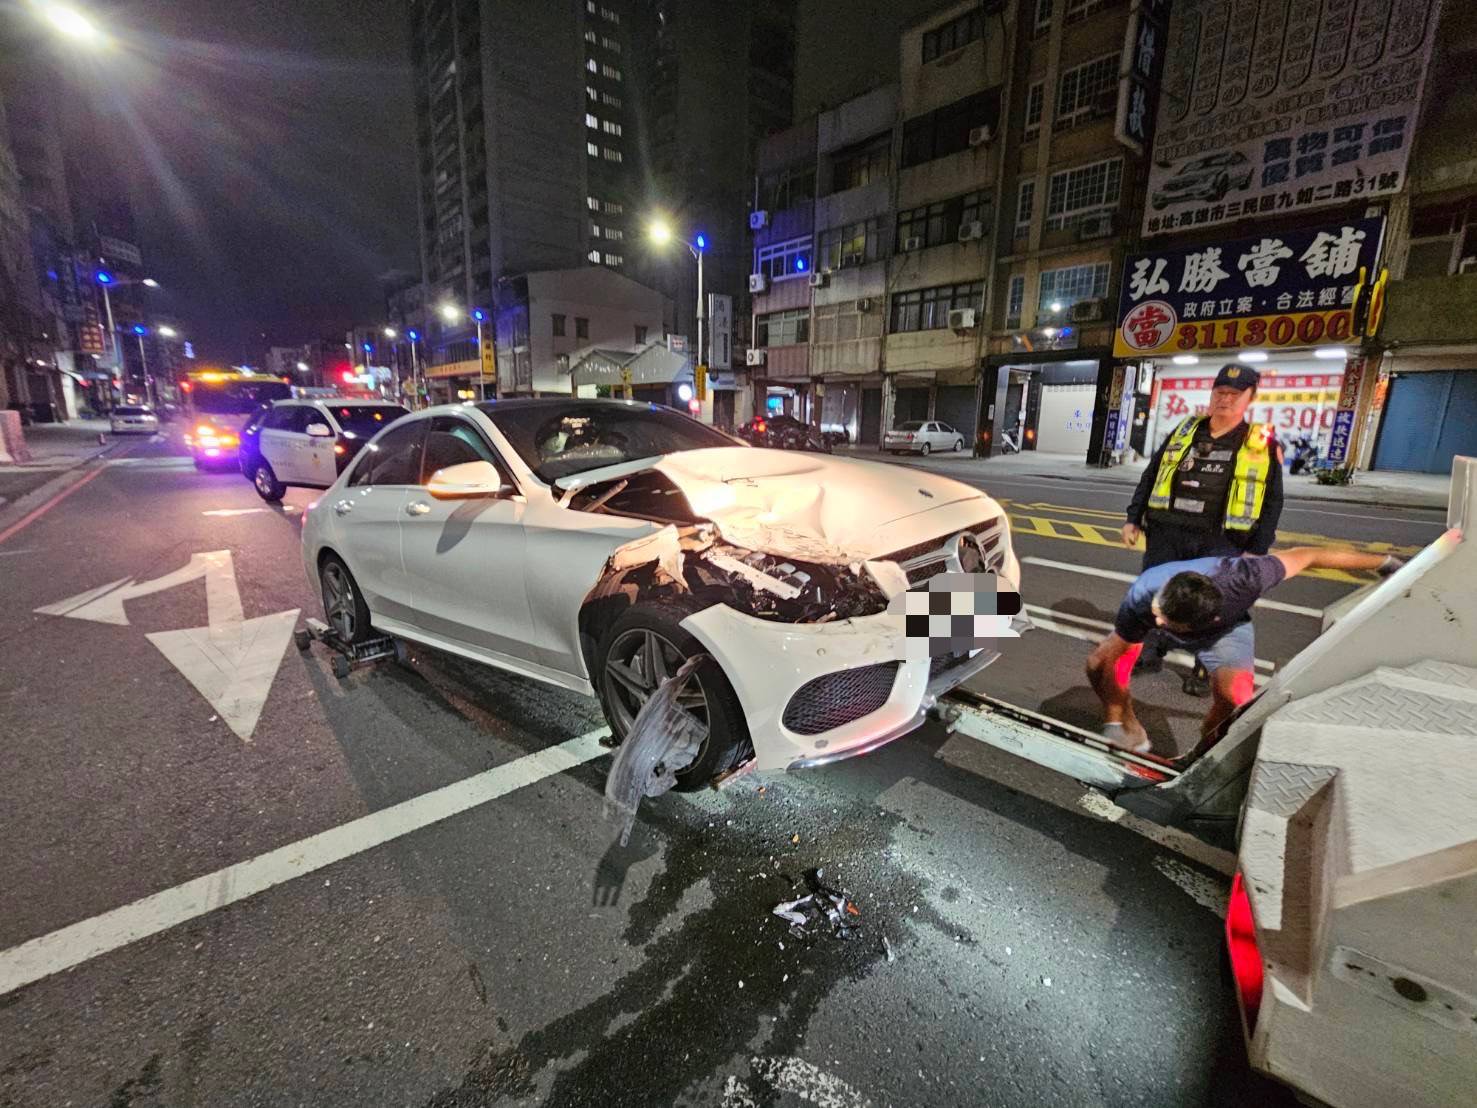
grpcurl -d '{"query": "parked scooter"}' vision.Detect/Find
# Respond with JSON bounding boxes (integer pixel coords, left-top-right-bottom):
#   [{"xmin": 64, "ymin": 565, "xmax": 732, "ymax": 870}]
[{"xmin": 1287, "ymin": 433, "xmax": 1318, "ymax": 475}]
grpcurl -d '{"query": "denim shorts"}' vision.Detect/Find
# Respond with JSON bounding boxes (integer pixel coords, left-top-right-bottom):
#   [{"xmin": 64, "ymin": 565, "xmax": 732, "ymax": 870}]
[{"xmin": 1175, "ymin": 620, "xmax": 1256, "ymax": 674}]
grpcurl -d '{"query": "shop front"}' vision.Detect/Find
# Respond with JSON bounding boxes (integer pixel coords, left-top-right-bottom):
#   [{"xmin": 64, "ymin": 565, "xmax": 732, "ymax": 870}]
[{"xmin": 1115, "ymin": 215, "xmax": 1386, "ymax": 467}]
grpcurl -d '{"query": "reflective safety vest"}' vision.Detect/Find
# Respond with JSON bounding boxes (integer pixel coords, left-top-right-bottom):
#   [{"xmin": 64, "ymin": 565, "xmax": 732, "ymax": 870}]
[{"xmin": 1148, "ymin": 416, "xmax": 1274, "ymax": 532}]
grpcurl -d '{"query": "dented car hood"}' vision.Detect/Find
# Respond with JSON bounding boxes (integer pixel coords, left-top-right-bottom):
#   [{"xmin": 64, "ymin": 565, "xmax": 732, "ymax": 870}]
[{"xmin": 557, "ymin": 446, "xmax": 992, "ymax": 563}]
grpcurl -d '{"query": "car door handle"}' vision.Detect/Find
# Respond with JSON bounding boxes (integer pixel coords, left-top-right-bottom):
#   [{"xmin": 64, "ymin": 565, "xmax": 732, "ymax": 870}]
[
  {"xmin": 333, "ymin": 499, "xmax": 353, "ymax": 517},
  {"xmin": 405, "ymin": 501, "xmax": 431, "ymax": 516}
]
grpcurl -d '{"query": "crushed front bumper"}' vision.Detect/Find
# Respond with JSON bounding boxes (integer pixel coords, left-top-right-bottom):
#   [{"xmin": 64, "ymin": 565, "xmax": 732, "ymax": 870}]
[{"xmin": 680, "ymin": 603, "xmax": 1019, "ymax": 774}]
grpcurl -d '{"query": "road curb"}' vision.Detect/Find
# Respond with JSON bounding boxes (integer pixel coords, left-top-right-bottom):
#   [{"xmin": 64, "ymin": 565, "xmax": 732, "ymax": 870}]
[{"xmin": 0, "ymin": 439, "xmax": 134, "ymax": 540}]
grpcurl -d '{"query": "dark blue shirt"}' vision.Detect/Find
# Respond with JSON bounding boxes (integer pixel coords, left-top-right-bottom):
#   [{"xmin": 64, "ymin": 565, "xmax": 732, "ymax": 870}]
[{"xmin": 1114, "ymin": 554, "xmax": 1287, "ymax": 644}]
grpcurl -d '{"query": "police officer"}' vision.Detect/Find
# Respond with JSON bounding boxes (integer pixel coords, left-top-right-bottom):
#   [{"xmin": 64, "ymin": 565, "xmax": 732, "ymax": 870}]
[{"xmin": 1121, "ymin": 363, "xmax": 1284, "ymax": 694}]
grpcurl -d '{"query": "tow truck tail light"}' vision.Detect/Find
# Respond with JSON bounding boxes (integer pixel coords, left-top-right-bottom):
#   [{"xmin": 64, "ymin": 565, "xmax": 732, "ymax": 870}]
[
  {"xmin": 334, "ymin": 443, "xmax": 346, "ymax": 455},
  {"xmin": 1226, "ymin": 872, "xmax": 1264, "ymax": 1031}
]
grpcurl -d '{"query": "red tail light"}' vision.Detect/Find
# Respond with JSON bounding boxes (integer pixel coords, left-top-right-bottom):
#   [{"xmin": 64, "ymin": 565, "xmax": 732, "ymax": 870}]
[
  {"xmin": 755, "ymin": 420, "xmax": 767, "ymax": 433},
  {"xmin": 334, "ymin": 443, "xmax": 346, "ymax": 455},
  {"xmin": 1226, "ymin": 872, "xmax": 1264, "ymax": 1031}
]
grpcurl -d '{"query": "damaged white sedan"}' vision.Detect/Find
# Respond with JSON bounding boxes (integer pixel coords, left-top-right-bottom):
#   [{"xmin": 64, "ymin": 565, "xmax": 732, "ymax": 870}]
[{"xmin": 301, "ymin": 399, "xmax": 1020, "ymax": 788}]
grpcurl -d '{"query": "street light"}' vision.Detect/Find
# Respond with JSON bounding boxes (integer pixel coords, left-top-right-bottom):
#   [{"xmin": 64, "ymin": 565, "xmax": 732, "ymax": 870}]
[
  {"xmin": 438, "ymin": 302, "xmax": 460, "ymax": 323},
  {"xmin": 648, "ymin": 217, "xmax": 708, "ymax": 393},
  {"xmin": 406, "ymin": 328, "xmax": 422, "ymax": 409},
  {"xmin": 36, "ymin": 3, "xmax": 105, "ymax": 45},
  {"xmin": 295, "ymin": 361, "xmax": 309, "ymax": 373},
  {"xmin": 156, "ymin": 325, "xmax": 178, "ymax": 338},
  {"xmin": 471, "ymin": 308, "xmax": 490, "ymax": 402},
  {"xmin": 383, "ymin": 327, "xmax": 398, "ymax": 339}
]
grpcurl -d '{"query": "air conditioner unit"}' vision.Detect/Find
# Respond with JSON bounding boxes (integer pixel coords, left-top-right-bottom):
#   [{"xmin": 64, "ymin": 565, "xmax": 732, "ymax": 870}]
[
  {"xmin": 749, "ymin": 210, "xmax": 769, "ymax": 231},
  {"xmin": 808, "ymin": 271, "xmax": 828, "ymax": 288},
  {"xmin": 746, "ymin": 348, "xmax": 766, "ymax": 366},
  {"xmin": 902, "ymin": 235, "xmax": 923, "ymax": 251},
  {"xmin": 947, "ymin": 307, "xmax": 978, "ymax": 331},
  {"xmin": 958, "ymin": 220, "xmax": 984, "ymax": 242},
  {"xmin": 1076, "ymin": 211, "xmax": 1116, "ymax": 240},
  {"xmin": 968, "ymin": 125, "xmax": 993, "ymax": 147},
  {"xmin": 856, "ymin": 297, "xmax": 873, "ymax": 313},
  {"xmin": 1071, "ymin": 298, "xmax": 1105, "ymax": 323},
  {"xmin": 748, "ymin": 273, "xmax": 768, "ymax": 294}
]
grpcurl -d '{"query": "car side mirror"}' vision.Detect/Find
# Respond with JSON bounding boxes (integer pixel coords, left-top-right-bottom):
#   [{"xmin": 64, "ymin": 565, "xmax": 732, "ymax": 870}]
[
  {"xmin": 426, "ymin": 459, "xmax": 513, "ymax": 500},
  {"xmin": 306, "ymin": 422, "xmax": 333, "ymax": 437}
]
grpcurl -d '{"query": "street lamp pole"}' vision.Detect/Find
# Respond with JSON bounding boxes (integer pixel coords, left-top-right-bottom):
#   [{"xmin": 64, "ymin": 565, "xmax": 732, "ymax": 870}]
[
  {"xmin": 407, "ymin": 330, "xmax": 422, "ymax": 408},
  {"xmin": 132, "ymin": 326, "xmax": 151, "ymax": 404},
  {"xmin": 472, "ymin": 309, "xmax": 487, "ymax": 402}
]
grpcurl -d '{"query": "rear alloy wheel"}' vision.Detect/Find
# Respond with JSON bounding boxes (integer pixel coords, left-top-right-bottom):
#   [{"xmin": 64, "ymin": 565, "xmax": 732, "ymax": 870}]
[
  {"xmin": 319, "ymin": 555, "xmax": 373, "ymax": 645},
  {"xmin": 596, "ymin": 602, "xmax": 749, "ymax": 791},
  {"xmin": 253, "ymin": 461, "xmax": 285, "ymax": 502},
  {"xmin": 920, "ymin": 442, "xmax": 931, "ymax": 456},
  {"xmin": 953, "ymin": 438, "xmax": 964, "ymax": 452}
]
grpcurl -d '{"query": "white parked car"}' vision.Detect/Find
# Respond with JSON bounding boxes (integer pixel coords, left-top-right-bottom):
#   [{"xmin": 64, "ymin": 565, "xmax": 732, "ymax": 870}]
[
  {"xmin": 301, "ymin": 400, "xmax": 1020, "ymax": 788},
  {"xmin": 109, "ymin": 404, "xmax": 159, "ymax": 435},
  {"xmin": 883, "ymin": 420, "xmax": 966, "ymax": 455}
]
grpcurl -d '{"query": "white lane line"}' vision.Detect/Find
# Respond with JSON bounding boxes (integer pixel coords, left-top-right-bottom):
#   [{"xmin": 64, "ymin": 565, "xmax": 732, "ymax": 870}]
[
  {"xmin": 1021, "ymin": 555, "xmax": 1324, "ymax": 619},
  {"xmin": 0, "ymin": 729, "xmax": 610, "ymax": 998},
  {"xmin": 1153, "ymin": 856, "xmax": 1229, "ymax": 917},
  {"xmin": 1077, "ymin": 791, "xmax": 1236, "ymax": 876},
  {"xmin": 1024, "ymin": 604, "xmax": 1275, "ymax": 679},
  {"xmin": 104, "ymin": 457, "xmax": 196, "ymax": 469},
  {"xmin": 202, "ymin": 506, "xmax": 300, "ymax": 516}
]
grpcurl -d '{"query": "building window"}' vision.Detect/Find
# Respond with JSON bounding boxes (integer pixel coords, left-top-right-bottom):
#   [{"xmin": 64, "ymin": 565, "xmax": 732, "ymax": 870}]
[
  {"xmin": 584, "ymin": 29, "xmax": 597, "ymax": 43},
  {"xmin": 895, "ymin": 190, "xmax": 991, "ymax": 250},
  {"xmin": 591, "ymin": 222, "xmax": 601, "ymax": 236},
  {"xmin": 587, "ymin": 85, "xmax": 597, "ymax": 100},
  {"xmin": 761, "ymin": 164, "xmax": 816, "ymax": 211},
  {"xmin": 601, "ymin": 63, "xmax": 622, "ymax": 80},
  {"xmin": 1006, "ymin": 275, "xmax": 1025, "ymax": 328},
  {"xmin": 1038, "ymin": 263, "xmax": 1110, "ymax": 313},
  {"xmin": 1034, "ymin": 0, "xmax": 1054, "ymax": 31},
  {"xmin": 587, "ymin": 196, "xmax": 601, "ymax": 211},
  {"xmin": 755, "ymin": 308, "xmax": 810, "ymax": 347},
  {"xmin": 1015, "ymin": 180, "xmax": 1035, "ymax": 234},
  {"xmin": 587, "ymin": 141, "xmax": 600, "ymax": 157},
  {"xmin": 552, "ymin": 313, "xmax": 567, "ymax": 337},
  {"xmin": 1024, "ymin": 82, "xmax": 1044, "ymax": 138},
  {"xmin": 603, "ymin": 200, "xmax": 624, "ymax": 215},
  {"xmin": 602, "ymin": 91, "xmax": 622, "ymax": 108},
  {"xmin": 587, "ymin": 0, "xmax": 596, "ymax": 12},
  {"xmin": 1065, "ymin": 0, "xmax": 1114, "ymax": 23},
  {"xmin": 601, "ymin": 5, "xmax": 620, "ymax": 23},
  {"xmin": 604, "ymin": 253, "xmax": 623, "ymax": 266},
  {"xmin": 889, "ymin": 282, "xmax": 984, "ymax": 333},
  {"xmin": 901, "ymin": 88, "xmax": 1000, "ymax": 168},
  {"xmin": 603, "ymin": 147, "xmax": 622, "ymax": 162},
  {"xmin": 586, "ymin": 58, "xmax": 598, "ymax": 72},
  {"xmin": 1045, "ymin": 157, "xmax": 1122, "ymax": 230},
  {"xmin": 576, "ymin": 317, "xmax": 589, "ymax": 339},
  {"xmin": 605, "ymin": 227, "xmax": 623, "ymax": 241},
  {"xmin": 1055, "ymin": 54, "xmax": 1118, "ymax": 129},
  {"xmin": 922, "ymin": 8, "xmax": 984, "ymax": 63},
  {"xmin": 817, "ymin": 217, "xmax": 882, "ymax": 269},
  {"xmin": 585, "ymin": 112, "xmax": 598, "ymax": 129},
  {"xmin": 635, "ymin": 324, "xmax": 648, "ymax": 344},
  {"xmin": 601, "ymin": 36, "xmax": 620, "ymax": 52},
  {"xmin": 602, "ymin": 120, "xmax": 622, "ymax": 135},
  {"xmin": 587, "ymin": 248, "xmax": 601, "ymax": 263},
  {"xmin": 754, "ymin": 236, "xmax": 812, "ymax": 281},
  {"xmin": 829, "ymin": 135, "xmax": 889, "ymax": 193}
]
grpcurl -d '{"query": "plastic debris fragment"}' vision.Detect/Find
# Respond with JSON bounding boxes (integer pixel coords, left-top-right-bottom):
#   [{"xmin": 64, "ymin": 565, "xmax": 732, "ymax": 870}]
[
  {"xmin": 603, "ymin": 654, "xmax": 708, "ymax": 846},
  {"xmin": 769, "ymin": 868, "xmax": 861, "ymax": 940}
]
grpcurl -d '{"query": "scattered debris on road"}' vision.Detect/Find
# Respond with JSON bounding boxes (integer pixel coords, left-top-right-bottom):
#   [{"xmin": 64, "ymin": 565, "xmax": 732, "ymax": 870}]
[
  {"xmin": 603, "ymin": 655, "xmax": 707, "ymax": 846},
  {"xmin": 770, "ymin": 868, "xmax": 861, "ymax": 940}
]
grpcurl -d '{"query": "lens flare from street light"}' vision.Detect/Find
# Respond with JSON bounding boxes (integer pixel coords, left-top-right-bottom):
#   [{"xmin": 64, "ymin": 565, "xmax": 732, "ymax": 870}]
[
  {"xmin": 383, "ymin": 327, "xmax": 397, "ymax": 338},
  {"xmin": 296, "ymin": 361, "xmax": 310, "ymax": 372},
  {"xmin": 438, "ymin": 303, "xmax": 460, "ymax": 322},
  {"xmin": 142, "ymin": 278, "xmax": 160, "ymax": 288},
  {"xmin": 648, "ymin": 219, "xmax": 673, "ymax": 246},
  {"xmin": 40, "ymin": 3, "xmax": 103, "ymax": 44},
  {"xmin": 157, "ymin": 325, "xmax": 177, "ymax": 338}
]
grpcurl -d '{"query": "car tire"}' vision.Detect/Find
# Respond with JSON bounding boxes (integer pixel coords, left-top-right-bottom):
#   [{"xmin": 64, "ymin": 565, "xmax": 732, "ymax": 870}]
[
  {"xmin": 595, "ymin": 600, "xmax": 751, "ymax": 792},
  {"xmin": 953, "ymin": 438, "xmax": 964, "ymax": 452},
  {"xmin": 252, "ymin": 460, "xmax": 285, "ymax": 502},
  {"xmin": 318, "ymin": 554, "xmax": 375, "ymax": 646},
  {"xmin": 920, "ymin": 442, "xmax": 931, "ymax": 456}
]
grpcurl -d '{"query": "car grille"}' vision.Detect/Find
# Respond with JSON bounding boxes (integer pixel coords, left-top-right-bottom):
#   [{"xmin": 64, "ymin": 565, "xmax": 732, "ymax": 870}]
[
  {"xmin": 888, "ymin": 518, "xmax": 1007, "ymax": 587},
  {"xmin": 782, "ymin": 661, "xmax": 900, "ymax": 736}
]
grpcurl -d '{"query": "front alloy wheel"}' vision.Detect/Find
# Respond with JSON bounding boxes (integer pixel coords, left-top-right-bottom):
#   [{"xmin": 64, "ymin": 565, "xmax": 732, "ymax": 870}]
[
  {"xmin": 320, "ymin": 559, "xmax": 366, "ymax": 643},
  {"xmin": 602, "ymin": 628, "xmax": 710, "ymax": 740}
]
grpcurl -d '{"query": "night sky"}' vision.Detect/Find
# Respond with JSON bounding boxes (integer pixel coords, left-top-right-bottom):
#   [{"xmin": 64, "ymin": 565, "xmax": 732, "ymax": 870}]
[{"xmin": 83, "ymin": 0, "xmax": 418, "ymax": 364}]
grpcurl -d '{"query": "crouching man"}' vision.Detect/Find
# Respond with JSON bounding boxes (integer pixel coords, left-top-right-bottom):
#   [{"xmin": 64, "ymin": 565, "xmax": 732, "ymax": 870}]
[{"xmin": 1086, "ymin": 547, "xmax": 1404, "ymax": 755}]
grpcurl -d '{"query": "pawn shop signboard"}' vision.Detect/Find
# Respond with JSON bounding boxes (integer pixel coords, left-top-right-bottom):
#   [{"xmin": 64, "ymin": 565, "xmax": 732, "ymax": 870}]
[{"xmin": 1114, "ymin": 217, "xmax": 1384, "ymax": 359}]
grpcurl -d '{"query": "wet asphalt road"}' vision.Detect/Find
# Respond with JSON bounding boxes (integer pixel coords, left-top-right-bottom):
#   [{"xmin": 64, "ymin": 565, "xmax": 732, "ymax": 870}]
[{"xmin": 0, "ymin": 434, "xmax": 1440, "ymax": 1107}]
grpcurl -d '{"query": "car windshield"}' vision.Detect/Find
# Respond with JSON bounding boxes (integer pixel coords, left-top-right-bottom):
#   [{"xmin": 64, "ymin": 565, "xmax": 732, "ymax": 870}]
[
  {"xmin": 481, "ymin": 402, "xmax": 737, "ymax": 482},
  {"xmin": 114, "ymin": 406, "xmax": 150, "ymax": 416},
  {"xmin": 898, "ymin": 421, "xmax": 926, "ymax": 430},
  {"xmin": 189, "ymin": 379, "xmax": 293, "ymax": 414},
  {"xmin": 325, "ymin": 405, "xmax": 408, "ymax": 437}
]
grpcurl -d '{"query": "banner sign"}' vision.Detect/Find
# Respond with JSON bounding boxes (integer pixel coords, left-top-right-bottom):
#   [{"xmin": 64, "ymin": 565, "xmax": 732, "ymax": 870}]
[
  {"xmin": 1143, "ymin": 0, "xmax": 1442, "ymax": 237},
  {"xmin": 1154, "ymin": 371, "xmax": 1343, "ymax": 452},
  {"xmin": 1115, "ymin": 0, "xmax": 1171, "ymax": 156},
  {"xmin": 708, "ymin": 293, "xmax": 733, "ymax": 370},
  {"xmin": 1324, "ymin": 355, "xmax": 1366, "ymax": 465},
  {"xmin": 1115, "ymin": 216, "xmax": 1385, "ymax": 358}
]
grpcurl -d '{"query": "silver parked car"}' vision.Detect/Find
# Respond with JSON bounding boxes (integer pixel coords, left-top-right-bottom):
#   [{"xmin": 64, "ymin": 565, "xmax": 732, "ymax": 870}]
[
  {"xmin": 882, "ymin": 420, "xmax": 966, "ymax": 455},
  {"xmin": 109, "ymin": 405, "xmax": 159, "ymax": 435}
]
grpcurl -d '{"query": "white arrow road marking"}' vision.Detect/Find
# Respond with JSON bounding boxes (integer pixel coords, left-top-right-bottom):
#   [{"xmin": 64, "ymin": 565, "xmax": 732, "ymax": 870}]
[
  {"xmin": 723, "ymin": 1057, "xmax": 872, "ymax": 1108},
  {"xmin": 34, "ymin": 550, "xmax": 297, "ymax": 741},
  {"xmin": 147, "ymin": 611, "xmax": 300, "ymax": 741}
]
